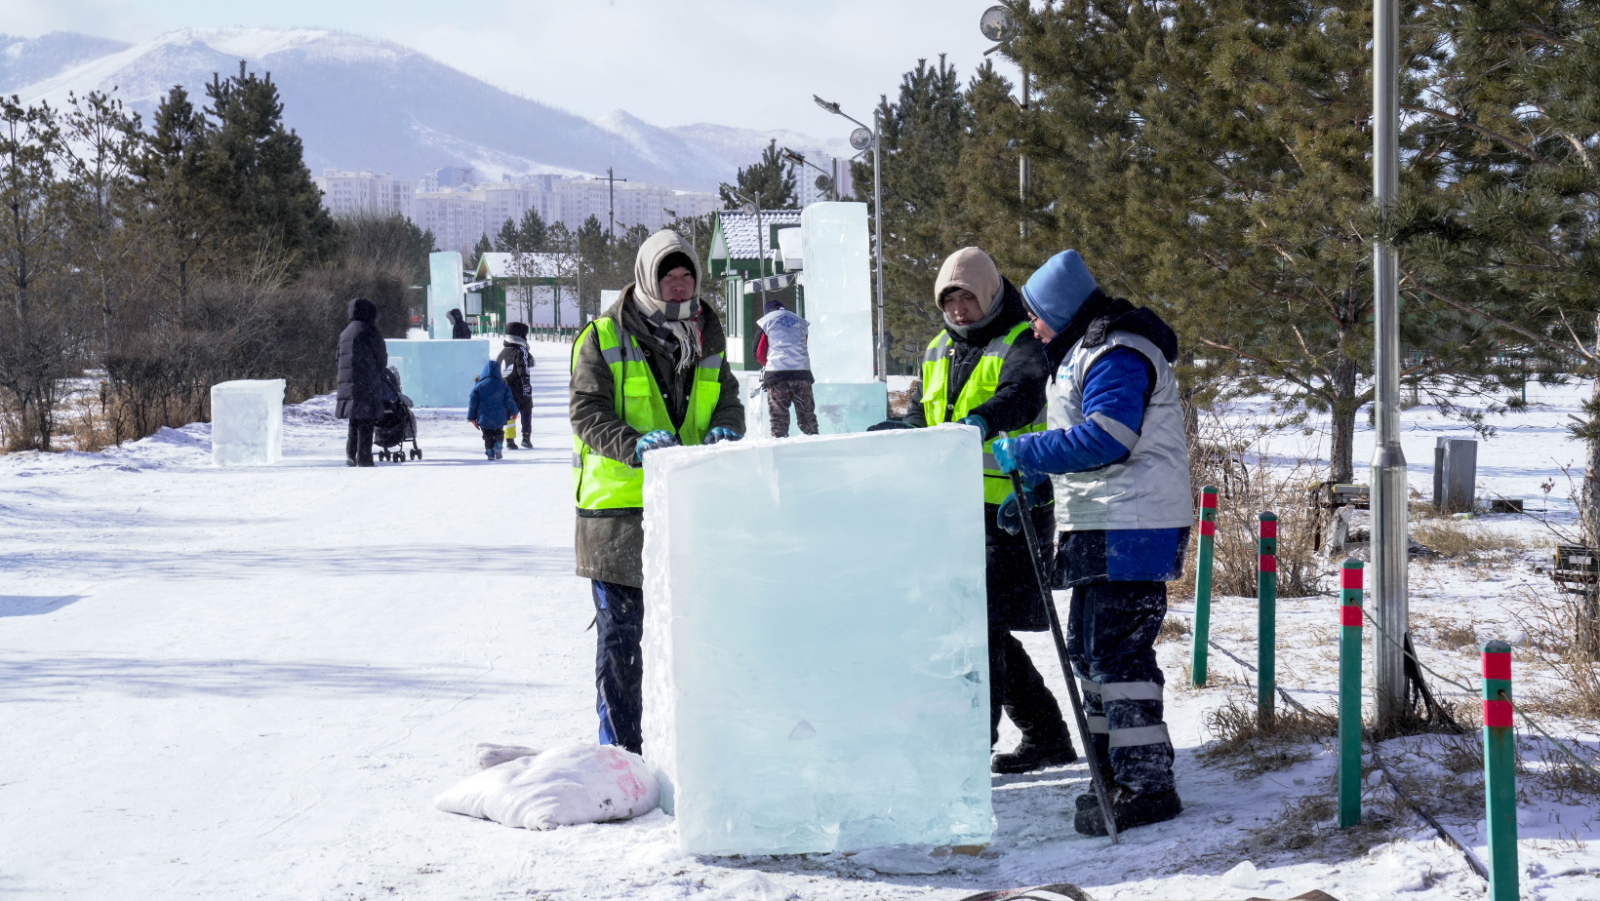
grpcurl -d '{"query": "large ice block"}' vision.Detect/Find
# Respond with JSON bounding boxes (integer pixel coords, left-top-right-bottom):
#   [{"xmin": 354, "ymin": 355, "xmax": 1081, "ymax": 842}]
[
  {"xmin": 428, "ymin": 251, "xmax": 464, "ymax": 339},
  {"xmin": 801, "ymin": 203, "xmax": 874, "ymax": 382},
  {"xmin": 385, "ymin": 339, "xmax": 491, "ymax": 408},
  {"xmin": 642, "ymin": 426, "xmax": 992, "ymax": 855},
  {"xmin": 737, "ymin": 376, "xmax": 886, "ymax": 437},
  {"xmin": 210, "ymin": 379, "xmax": 284, "ymax": 466}
]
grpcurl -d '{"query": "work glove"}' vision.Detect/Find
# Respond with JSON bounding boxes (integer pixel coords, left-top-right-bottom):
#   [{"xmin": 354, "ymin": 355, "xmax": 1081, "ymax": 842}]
[
  {"xmin": 997, "ymin": 480, "xmax": 1044, "ymax": 536},
  {"xmin": 703, "ymin": 426, "xmax": 742, "ymax": 445},
  {"xmin": 959, "ymin": 414, "xmax": 988, "ymax": 438},
  {"xmin": 991, "ymin": 435, "xmax": 1023, "ymax": 475},
  {"xmin": 866, "ymin": 419, "xmax": 915, "ymax": 432},
  {"xmin": 634, "ymin": 429, "xmax": 680, "ymax": 463}
]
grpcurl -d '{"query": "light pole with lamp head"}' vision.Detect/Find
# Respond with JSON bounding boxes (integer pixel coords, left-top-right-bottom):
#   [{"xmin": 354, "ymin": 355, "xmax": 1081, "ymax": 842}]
[
  {"xmin": 814, "ymin": 94, "xmax": 887, "ymax": 380},
  {"xmin": 781, "ymin": 147, "xmax": 838, "ymax": 202},
  {"xmin": 980, "ymin": 5, "xmax": 1028, "ymax": 237}
]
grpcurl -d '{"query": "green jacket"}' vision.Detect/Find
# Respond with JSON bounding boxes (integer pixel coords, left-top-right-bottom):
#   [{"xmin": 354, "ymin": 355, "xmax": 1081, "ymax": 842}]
[{"xmin": 568, "ymin": 290, "xmax": 745, "ymax": 586}]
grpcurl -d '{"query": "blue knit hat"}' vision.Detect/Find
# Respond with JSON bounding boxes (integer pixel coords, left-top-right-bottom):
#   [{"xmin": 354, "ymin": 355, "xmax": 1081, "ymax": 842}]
[{"xmin": 1021, "ymin": 250, "xmax": 1099, "ymax": 334}]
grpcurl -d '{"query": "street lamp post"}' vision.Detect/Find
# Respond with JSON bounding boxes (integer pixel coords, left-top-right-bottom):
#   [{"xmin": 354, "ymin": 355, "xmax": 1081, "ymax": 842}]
[
  {"xmin": 981, "ymin": 5, "xmax": 1028, "ymax": 237},
  {"xmin": 781, "ymin": 147, "xmax": 838, "ymax": 202},
  {"xmin": 1371, "ymin": 0, "xmax": 1409, "ymax": 732},
  {"xmin": 814, "ymin": 95, "xmax": 887, "ymax": 380},
  {"xmin": 722, "ymin": 185, "xmax": 768, "ymax": 313}
]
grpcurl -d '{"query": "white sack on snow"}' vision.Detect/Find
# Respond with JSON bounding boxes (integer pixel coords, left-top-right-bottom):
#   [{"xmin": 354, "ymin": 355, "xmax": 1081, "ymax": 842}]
[
  {"xmin": 435, "ymin": 742, "xmax": 659, "ymax": 830},
  {"xmin": 474, "ymin": 743, "xmax": 538, "ymax": 770}
]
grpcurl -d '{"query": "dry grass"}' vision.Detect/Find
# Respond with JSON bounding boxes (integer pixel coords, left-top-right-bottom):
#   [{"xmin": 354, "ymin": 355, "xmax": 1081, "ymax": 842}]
[
  {"xmin": 1199, "ymin": 691, "xmax": 1338, "ymax": 778},
  {"xmin": 1176, "ymin": 410, "xmax": 1325, "ymax": 600},
  {"xmin": 1410, "ymin": 518, "xmax": 1530, "ymax": 560},
  {"xmin": 1155, "ymin": 613, "xmax": 1192, "ymax": 645}
]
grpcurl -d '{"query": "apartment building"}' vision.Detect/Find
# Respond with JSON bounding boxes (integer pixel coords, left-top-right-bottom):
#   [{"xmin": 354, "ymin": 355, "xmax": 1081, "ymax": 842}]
[
  {"xmin": 313, "ymin": 170, "xmax": 415, "ymax": 219},
  {"xmin": 412, "ymin": 188, "xmax": 486, "ymax": 257}
]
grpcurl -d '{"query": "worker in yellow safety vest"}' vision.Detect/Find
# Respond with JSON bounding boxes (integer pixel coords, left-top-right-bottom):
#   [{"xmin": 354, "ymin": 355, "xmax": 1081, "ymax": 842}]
[
  {"xmin": 869, "ymin": 247, "xmax": 1077, "ymax": 774},
  {"xmin": 568, "ymin": 229, "xmax": 746, "ymax": 754}
]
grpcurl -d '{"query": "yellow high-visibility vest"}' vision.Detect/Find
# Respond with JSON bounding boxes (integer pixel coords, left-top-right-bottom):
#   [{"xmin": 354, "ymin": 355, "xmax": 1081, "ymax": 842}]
[
  {"xmin": 571, "ymin": 316, "xmax": 722, "ymax": 511},
  {"xmin": 921, "ymin": 320, "xmax": 1046, "ymax": 504}
]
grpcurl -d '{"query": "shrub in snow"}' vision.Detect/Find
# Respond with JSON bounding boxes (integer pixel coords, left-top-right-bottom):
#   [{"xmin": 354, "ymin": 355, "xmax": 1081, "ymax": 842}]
[{"xmin": 435, "ymin": 742, "xmax": 658, "ymax": 830}]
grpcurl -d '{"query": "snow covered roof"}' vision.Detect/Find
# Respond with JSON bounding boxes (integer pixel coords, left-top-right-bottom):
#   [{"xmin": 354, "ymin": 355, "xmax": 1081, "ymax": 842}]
[
  {"xmin": 710, "ymin": 210, "xmax": 803, "ymax": 264},
  {"xmin": 474, "ymin": 252, "xmax": 573, "ymax": 281}
]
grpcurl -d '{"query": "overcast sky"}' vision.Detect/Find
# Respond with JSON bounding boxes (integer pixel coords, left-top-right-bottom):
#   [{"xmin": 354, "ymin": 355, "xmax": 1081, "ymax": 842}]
[{"xmin": 0, "ymin": 0, "xmax": 1016, "ymax": 134}]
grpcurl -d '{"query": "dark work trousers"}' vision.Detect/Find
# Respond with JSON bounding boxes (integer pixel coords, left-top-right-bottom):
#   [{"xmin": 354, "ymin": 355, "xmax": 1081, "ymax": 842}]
[
  {"xmin": 766, "ymin": 380, "xmax": 819, "ymax": 437},
  {"xmin": 591, "ymin": 580, "xmax": 644, "ymax": 754},
  {"xmin": 989, "ymin": 629, "xmax": 1070, "ymax": 748},
  {"xmin": 1063, "ymin": 580, "xmax": 1176, "ymax": 795},
  {"xmin": 345, "ymin": 418, "xmax": 375, "ymax": 465},
  {"xmin": 515, "ymin": 395, "xmax": 534, "ymax": 443}
]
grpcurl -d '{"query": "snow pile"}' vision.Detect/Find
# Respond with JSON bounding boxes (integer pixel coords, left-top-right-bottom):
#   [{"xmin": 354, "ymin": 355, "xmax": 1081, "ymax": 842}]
[{"xmin": 434, "ymin": 742, "xmax": 658, "ymax": 830}]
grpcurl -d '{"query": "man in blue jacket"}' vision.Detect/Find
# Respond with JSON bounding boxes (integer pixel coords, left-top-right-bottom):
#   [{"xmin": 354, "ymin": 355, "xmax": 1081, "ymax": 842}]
[{"xmin": 992, "ymin": 250, "xmax": 1192, "ymax": 836}]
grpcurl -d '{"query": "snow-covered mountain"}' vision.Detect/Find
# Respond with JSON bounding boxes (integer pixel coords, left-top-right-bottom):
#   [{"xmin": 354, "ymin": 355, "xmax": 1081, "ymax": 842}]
[
  {"xmin": 668, "ymin": 122, "xmax": 854, "ymax": 170},
  {"xmin": 3, "ymin": 28, "xmax": 842, "ymax": 193}
]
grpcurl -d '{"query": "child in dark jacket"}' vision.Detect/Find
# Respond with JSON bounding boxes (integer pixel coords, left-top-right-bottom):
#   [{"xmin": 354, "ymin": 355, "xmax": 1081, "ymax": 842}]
[{"xmin": 467, "ymin": 360, "xmax": 519, "ymax": 459}]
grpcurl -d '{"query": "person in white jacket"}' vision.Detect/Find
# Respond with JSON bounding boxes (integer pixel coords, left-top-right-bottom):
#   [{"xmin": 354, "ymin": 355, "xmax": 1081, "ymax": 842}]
[{"xmin": 755, "ymin": 299, "xmax": 817, "ymax": 437}]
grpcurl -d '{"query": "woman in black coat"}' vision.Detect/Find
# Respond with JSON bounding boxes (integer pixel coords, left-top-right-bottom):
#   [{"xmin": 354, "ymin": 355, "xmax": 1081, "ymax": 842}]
[
  {"xmin": 448, "ymin": 308, "xmax": 472, "ymax": 339},
  {"xmin": 336, "ymin": 297, "xmax": 387, "ymax": 466}
]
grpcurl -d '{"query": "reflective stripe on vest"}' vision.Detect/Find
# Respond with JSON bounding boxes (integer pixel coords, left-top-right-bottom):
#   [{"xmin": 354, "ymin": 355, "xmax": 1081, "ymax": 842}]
[
  {"xmin": 920, "ymin": 320, "xmax": 1046, "ymax": 504},
  {"xmin": 570, "ymin": 316, "xmax": 723, "ymax": 511}
]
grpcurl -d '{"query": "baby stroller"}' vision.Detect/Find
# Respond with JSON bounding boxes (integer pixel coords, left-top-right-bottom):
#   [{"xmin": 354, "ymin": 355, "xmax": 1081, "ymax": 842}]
[{"xmin": 375, "ymin": 367, "xmax": 422, "ymax": 462}]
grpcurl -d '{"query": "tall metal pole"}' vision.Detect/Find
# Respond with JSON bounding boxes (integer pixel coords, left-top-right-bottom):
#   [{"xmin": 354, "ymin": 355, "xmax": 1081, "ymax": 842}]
[
  {"xmin": 1019, "ymin": 66, "xmax": 1030, "ymax": 240},
  {"xmin": 1371, "ymin": 0, "xmax": 1409, "ymax": 732},
  {"xmin": 873, "ymin": 103, "xmax": 886, "ymax": 380}
]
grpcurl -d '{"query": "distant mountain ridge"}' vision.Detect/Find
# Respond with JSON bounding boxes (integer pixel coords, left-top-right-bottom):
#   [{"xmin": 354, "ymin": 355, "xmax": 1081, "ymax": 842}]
[{"xmin": 2, "ymin": 28, "xmax": 849, "ymax": 194}]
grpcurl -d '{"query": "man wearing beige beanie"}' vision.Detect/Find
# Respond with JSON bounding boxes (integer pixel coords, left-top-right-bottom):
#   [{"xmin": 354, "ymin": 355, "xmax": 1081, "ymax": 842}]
[{"xmin": 871, "ymin": 247, "xmax": 1075, "ymax": 773}]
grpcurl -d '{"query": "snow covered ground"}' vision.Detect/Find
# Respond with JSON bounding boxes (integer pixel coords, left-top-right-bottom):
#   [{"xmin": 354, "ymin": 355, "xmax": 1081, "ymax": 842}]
[{"xmin": 3, "ymin": 342, "xmax": 1598, "ymax": 900}]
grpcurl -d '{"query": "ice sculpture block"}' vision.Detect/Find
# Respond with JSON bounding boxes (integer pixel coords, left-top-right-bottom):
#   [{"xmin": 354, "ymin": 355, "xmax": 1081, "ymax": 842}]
[
  {"xmin": 738, "ymin": 376, "xmax": 885, "ymax": 437},
  {"xmin": 384, "ymin": 339, "xmax": 490, "ymax": 407},
  {"xmin": 801, "ymin": 203, "xmax": 874, "ymax": 383},
  {"xmin": 641, "ymin": 426, "xmax": 993, "ymax": 855},
  {"xmin": 428, "ymin": 251, "xmax": 464, "ymax": 339},
  {"xmin": 210, "ymin": 379, "xmax": 284, "ymax": 466}
]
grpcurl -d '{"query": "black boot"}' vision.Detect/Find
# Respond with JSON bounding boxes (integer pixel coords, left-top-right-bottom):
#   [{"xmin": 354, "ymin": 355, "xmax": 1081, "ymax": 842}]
[
  {"xmin": 992, "ymin": 735, "xmax": 1078, "ymax": 774},
  {"xmin": 1073, "ymin": 786, "xmax": 1182, "ymax": 835},
  {"xmin": 520, "ymin": 438, "xmax": 533, "ymax": 449}
]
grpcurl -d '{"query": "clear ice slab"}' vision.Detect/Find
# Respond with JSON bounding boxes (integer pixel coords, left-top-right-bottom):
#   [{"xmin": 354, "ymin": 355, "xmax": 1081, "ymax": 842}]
[
  {"xmin": 641, "ymin": 426, "xmax": 993, "ymax": 855},
  {"xmin": 735, "ymin": 375, "xmax": 887, "ymax": 436},
  {"xmin": 210, "ymin": 379, "xmax": 285, "ymax": 466},
  {"xmin": 384, "ymin": 339, "xmax": 490, "ymax": 408},
  {"xmin": 801, "ymin": 202, "xmax": 875, "ymax": 383}
]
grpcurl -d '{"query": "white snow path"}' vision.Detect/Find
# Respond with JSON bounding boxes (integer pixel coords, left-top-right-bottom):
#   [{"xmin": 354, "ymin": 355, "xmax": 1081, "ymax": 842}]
[{"xmin": 1, "ymin": 342, "xmax": 1597, "ymax": 900}]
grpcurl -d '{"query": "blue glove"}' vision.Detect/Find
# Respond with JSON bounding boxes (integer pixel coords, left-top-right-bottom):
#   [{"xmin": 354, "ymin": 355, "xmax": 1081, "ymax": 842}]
[
  {"xmin": 704, "ymin": 426, "xmax": 742, "ymax": 445},
  {"xmin": 959, "ymin": 414, "xmax": 988, "ymax": 438},
  {"xmin": 991, "ymin": 435, "xmax": 1023, "ymax": 475},
  {"xmin": 997, "ymin": 488, "xmax": 1028, "ymax": 536},
  {"xmin": 866, "ymin": 419, "xmax": 915, "ymax": 431},
  {"xmin": 634, "ymin": 429, "xmax": 680, "ymax": 462}
]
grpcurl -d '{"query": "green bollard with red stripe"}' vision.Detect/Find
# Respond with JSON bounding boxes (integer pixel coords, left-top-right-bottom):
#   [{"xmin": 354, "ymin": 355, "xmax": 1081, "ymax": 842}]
[
  {"xmin": 1190, "ymin": 486, "xmax": 1219, "ymax": 687},
  {"xmin": 1257, "ymin": 512, "xmax": 1277, "ymax": 729},
  {"xmin": 1483, "ymin": 639, "xmax": 1517, "ymax": 901},
  {"xmin": 1338, "ymin": 559, "xmax": 1363, "ymax": 828}
]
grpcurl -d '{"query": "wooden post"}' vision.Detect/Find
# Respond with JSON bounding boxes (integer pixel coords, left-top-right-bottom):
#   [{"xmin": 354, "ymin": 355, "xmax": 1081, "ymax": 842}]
[
  {"xmin": 1339, "ymin": 559, "xmax": 1364, "ymax": 828},
  {"xmin": 1482, "ymin": 639, "xmax": 1518, "ymax": 901},
  {"xmin": 1258, "ymin": 512, "xmax": 1277, "ymax": 729},
  {"xmin": 1190, "ymin": 486, "xmax": 1218, "ymax": 687}
]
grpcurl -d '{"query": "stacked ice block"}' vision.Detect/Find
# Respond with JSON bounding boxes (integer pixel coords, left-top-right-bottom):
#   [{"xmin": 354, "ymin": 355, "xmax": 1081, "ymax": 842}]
[
  {"xmin": 384, "ymin": 339, "xmax": 490, "ymax": 408},
  {"xmin": 641, "ymin": 426, "xmax": 993, "ymax": 855},
  {"xmin": 798, "ymin": 202, "xmax": 886, "ymax": 431},
  {"xmin": 210, "ymin": 379, "xmax": 285, "ymax": 466},
  {"xmin": 428, "ymin": 251, "xmax": 464, "ymax": 339}
]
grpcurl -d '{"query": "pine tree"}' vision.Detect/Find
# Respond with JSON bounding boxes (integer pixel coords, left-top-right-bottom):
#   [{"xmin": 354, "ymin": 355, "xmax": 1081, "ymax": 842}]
[
  {"xmin": 972, "ymin": 0, "xmax": 1528, "ymax": 481},
  {"xmin": 721, "ymin": 140, "xmax": 798, "ymax": 210},
  {"xmin": 494, "ymin": 217, "xmax": 519, "ymax": 253},
  {"xmin": 472, "ymin": 232, "xmax": 492, "ymax": 268},
  {"xmin": 201, "ymin": 62, "xmax": 337, "ymax": 272},
  {"xmin": 518, "ymin": 207, "xmax": 547, "ymax": 252},
  {"xmin": 132, "ymin": 85, "xmax": 218, "ymax": 310}
]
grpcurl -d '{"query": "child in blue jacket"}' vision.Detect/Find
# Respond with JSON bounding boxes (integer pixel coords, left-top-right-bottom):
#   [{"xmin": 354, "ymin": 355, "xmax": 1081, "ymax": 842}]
[{"xmin": 467, "ymin": 359, "xmax": 519, "ymax": 460}]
